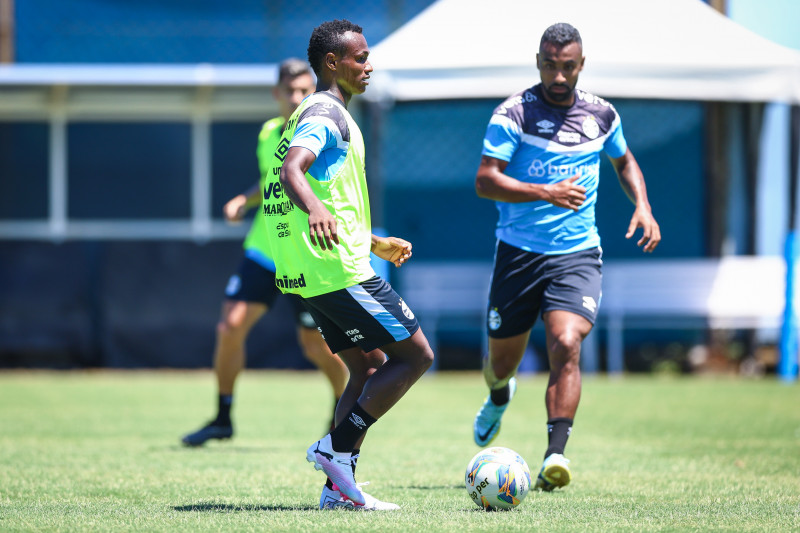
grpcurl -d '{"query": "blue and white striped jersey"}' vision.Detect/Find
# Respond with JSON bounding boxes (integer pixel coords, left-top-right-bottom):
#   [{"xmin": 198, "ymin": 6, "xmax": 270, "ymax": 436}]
[
  {"xmin": 290, "ymin": 92, "xmax": 351, "ymax": 183},
  {"xmin": 482, "ymin": 83, "xmax": 628, "ymax": 254}
]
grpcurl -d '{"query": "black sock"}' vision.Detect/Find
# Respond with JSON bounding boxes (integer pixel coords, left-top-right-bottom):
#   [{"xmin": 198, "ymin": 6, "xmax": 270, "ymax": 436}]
[
  {"xmin": 490, "ymin": 383, "xmax": 510, "ymax": 405},
  {"xmin": 351, "ymin": 448, "xmax": 360, "ymax": 476},
  {"xmin": 329, "ymin": 403, "xmax": 376, "ymax": 453},
  {"xmin": 329, "ymin": 396, "xmax": 340, "ymax": 432},
  {"xmin": 216, "ymin": 394, "xmax": 233, "ymax": 426},
  {"xmin": 544, "ymin": 418, "xmax": 573, "ymax": 459}
]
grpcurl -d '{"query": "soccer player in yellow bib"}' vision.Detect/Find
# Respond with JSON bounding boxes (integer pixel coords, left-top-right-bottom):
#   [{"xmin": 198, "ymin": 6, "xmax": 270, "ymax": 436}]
[
  {"xmin": 181, "ymin": 59, "xmax": 349, "ymax": 448},
  {"xmin": 263, "ymin": 20, "xmax": 435, "ymax": 510}
]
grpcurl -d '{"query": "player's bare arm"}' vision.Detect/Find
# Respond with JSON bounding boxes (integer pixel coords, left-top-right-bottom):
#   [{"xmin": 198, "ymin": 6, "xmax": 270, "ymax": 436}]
[
  {"xmin": 371, "ymin": 235, "xmax": 413, "ymax": 267},
  {"xmin": 475, "ymin": 155, "xmax": 586, "ymax": 211},
  {"xmin": 223, "ymin": 183, "xmax": 261, "ymax": 223},
  {"xmin": 280, "ymin": 146, "xmax": 340, "ymax": 250},
  {"xmin": 610, "ymin": 149, "xmax": 661, "ymax": 253}
]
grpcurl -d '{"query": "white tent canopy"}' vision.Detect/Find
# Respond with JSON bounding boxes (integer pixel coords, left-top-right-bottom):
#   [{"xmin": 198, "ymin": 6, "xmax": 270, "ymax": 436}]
[{"xmin": 367, "ymin": 0, "xmax": 800, "ymax": 103}]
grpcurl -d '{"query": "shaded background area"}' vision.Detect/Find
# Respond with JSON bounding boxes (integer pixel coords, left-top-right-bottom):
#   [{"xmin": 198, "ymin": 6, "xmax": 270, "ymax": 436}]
[
  {"xmin": 0, "ymin": 241, "xmax": 307, "ymax": 369},
  {"xmin": 0, "ymin": 0, "xmax": 796, "ymax": 374}
]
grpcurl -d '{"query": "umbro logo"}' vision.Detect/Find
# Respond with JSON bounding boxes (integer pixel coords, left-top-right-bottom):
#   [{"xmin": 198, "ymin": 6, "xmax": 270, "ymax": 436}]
[
  {"xmin": 349, "ymin": 413, "xmax": 366, "ymax": 429},
  {"xmin": 274, "ymin": 137, "xmax": 290, "ymax": 161},
  {"xmin": 536, "ymin": 119, "xmax": 555, "ymax": 133}
]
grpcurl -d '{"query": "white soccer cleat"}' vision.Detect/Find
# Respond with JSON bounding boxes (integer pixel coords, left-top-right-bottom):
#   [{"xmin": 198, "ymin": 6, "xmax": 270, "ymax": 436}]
[
  {"xmin": 473, "ymin": 377, "xmax": 517, "ymax": 446},
  {"xmin": 306, "ymin": 434, "xmax": 365, "ymax": 506},
  {"xmin": 319, "ymin": 485, "xmax": 355, "ymax": 510},
  {"xmin": 359, "ymin": 482, "xmax": 400, "ymax": 511},
  {"xmin": 535, "ymin": 453, "xmax": 572, "ymax": 491},
  {"xmin": 320, "ymin": 483, "xmax": 399, "ymax": 511}
]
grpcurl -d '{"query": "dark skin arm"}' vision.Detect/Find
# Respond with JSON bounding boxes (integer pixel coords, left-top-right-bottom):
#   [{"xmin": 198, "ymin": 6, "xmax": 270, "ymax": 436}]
[
  {"xmin": 280, "ymin": 145, "xmax": 415, "ymax": 265},
  {"xmin": 475, "ymin": 155, "xmax": 586, "ymax": 210},
  {"xmin": 280, "ymin": 145, "xmax": 340, "ymax": 250},
  {"xmin": 475, "ymin": 152, "xmax": 660, "ymax": 252},
  {"xmin": 609, "ymin": 148, "xmax": 661, "ymax": 252}
]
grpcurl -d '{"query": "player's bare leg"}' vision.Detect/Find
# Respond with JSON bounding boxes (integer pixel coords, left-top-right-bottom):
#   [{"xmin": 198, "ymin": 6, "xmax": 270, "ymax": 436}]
[
  {"xmin": 316, "ymin": 346, "xmax": 399, "ymax": 511},
  {"xmin": 215, "ymin": 300, "xmax": 267, "ymax": 395},
  {"xmin": 536, "ymin": 309, "xmax": 592, "ymax": 490},
  {"xmin": 313, "ymin": 346, "xmax": 386, "ymax": 508},
  {"xmin": 333, "ymin": 347, "xmax": 387, "ymax": 445},
  {"xmin": 543, "ymin": 310, "xmax": 589, "ymax": 420},
  {"xmin": 354, "ymin": 329, "xmax": 434, "ymax": 418},
  {"xmin": 486, "ymin": 332, "xmax": 529, "ymax": 384},
  {"xmin": 307, "ymin": 330, "xmax": 434, "ymax": 505},
  {"xmin": 298, "ymin": 326, "xmax": 349, "ymax": 431},
  {"xmin": 181, "ymin": 300, "xmax": 265, "ymax": 446},
  {"xmin": 473, "ymin": 331, "xmax": 529, "ymax": 446}
]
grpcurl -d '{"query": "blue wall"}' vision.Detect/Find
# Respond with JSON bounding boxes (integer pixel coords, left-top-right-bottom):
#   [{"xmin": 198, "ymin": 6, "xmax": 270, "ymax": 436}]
[{"xmin": 16, "ymin": 0, "xmax": 435, "ymax": 63}]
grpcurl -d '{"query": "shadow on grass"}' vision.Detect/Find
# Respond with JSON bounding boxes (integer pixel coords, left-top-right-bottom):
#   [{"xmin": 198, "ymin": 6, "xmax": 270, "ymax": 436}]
[
  {"xmin": 161, "ymin": 445, "xmax": 280, "ymax": 454},
  {"xmin": 400, "ymin": 484, "xmax": 463, "ymax": 490},
  {"xmin": 465, "ymin": 507, "xmax": 526, "ymax": 513},
  {"xmin": 174, "ymin": 502, "xmax": 317, "ymax": 512}
]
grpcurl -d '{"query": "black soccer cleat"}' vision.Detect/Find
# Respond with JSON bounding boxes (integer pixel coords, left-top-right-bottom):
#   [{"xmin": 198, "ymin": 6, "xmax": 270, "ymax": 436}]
[{"xmin": 181, "ymin": 422, "xmax": 233, "ymax": 447}]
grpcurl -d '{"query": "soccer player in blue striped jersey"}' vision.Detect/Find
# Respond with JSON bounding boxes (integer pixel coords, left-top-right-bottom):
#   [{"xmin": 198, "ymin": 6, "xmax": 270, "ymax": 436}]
[{"xmin": 472, "ymin": 22, "xmax": 661, "ymax": 491}]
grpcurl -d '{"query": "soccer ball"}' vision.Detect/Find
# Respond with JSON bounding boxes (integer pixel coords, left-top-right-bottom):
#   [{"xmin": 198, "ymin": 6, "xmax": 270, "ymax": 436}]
[{"xmin": 465, "ymin": 446, "xmax": 531, "ymax": 511}]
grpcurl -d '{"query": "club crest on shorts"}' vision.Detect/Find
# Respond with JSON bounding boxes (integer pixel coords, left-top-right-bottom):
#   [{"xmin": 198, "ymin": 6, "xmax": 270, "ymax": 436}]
[
  {"xmin": 400, "ymin": 299, "xmax": 414, "ymax": 320},
  {"xmin": 488, "ymin": 308, "xmax": 502, "ymax": 331}
]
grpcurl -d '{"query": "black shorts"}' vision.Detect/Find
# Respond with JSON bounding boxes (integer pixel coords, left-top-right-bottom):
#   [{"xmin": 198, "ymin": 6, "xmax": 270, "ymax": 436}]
[
  {"xmin": 301, "ymin": 276, "xmax": 420, "ymax": 353},
  {"xmin": 224, "ymin": 256, "xmax": 316, "ymax": 329},
  {"xmin": 487, "ymin": 240, "xmax": 602, "ymax": 338}
]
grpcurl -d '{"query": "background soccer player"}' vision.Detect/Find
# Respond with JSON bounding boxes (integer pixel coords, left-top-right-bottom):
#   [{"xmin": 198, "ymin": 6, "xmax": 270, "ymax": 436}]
[{"xmin": 181, "ymin": 58, "xmax": 349, "ymax": 447}]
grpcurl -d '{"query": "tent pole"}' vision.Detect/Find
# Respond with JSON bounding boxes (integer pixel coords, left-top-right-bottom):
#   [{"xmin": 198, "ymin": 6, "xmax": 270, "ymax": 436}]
[{"xmin": 704, "ymin": 102, "xmax": 730, "ymax": 256}]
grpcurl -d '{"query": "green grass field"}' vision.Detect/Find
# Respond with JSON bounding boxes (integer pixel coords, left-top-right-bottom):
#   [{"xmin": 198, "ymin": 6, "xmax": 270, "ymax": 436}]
[{"xmin": 1, "ymin": 370, "xmax": 799, "ymax": 532}]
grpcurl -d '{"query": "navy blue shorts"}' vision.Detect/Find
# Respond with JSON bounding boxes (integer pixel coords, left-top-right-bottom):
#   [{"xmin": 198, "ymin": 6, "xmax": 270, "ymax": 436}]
[
  {"xmin": 224, "ymin": 256, "xmax": 316, "ymax": 329},
  {"xmin": 487, "ymin": 240, "xmax": 603, "ymax": 338},
  {"xmin": 301, "ymin": 276, "xmax": 420, "ymax": 353}
]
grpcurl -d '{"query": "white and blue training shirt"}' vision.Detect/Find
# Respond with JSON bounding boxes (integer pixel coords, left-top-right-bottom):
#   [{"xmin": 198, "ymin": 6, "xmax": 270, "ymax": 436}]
[{"xmin": 482, "ymin": 83, "xmax": 628, "ymax": 254}]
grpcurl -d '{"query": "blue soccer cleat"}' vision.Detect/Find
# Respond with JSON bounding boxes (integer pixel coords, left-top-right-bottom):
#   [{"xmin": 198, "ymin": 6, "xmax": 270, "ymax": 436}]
[{"xmin": 473, "ymin": 377, "xmax": 517, "ymax": 446}]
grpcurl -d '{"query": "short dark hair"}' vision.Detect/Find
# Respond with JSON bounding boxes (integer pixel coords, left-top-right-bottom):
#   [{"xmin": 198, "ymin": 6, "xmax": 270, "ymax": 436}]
[
  {"xmin": 307, "ymin": 19, "xmax": 363, "ymax": 76},
  {"xmin": 540, "ymin": 22, "xmax": 582, "ymax": 49},
  {"xmin": 277, "ymin": 57, "xmax": 312, "ymax": 85}
]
